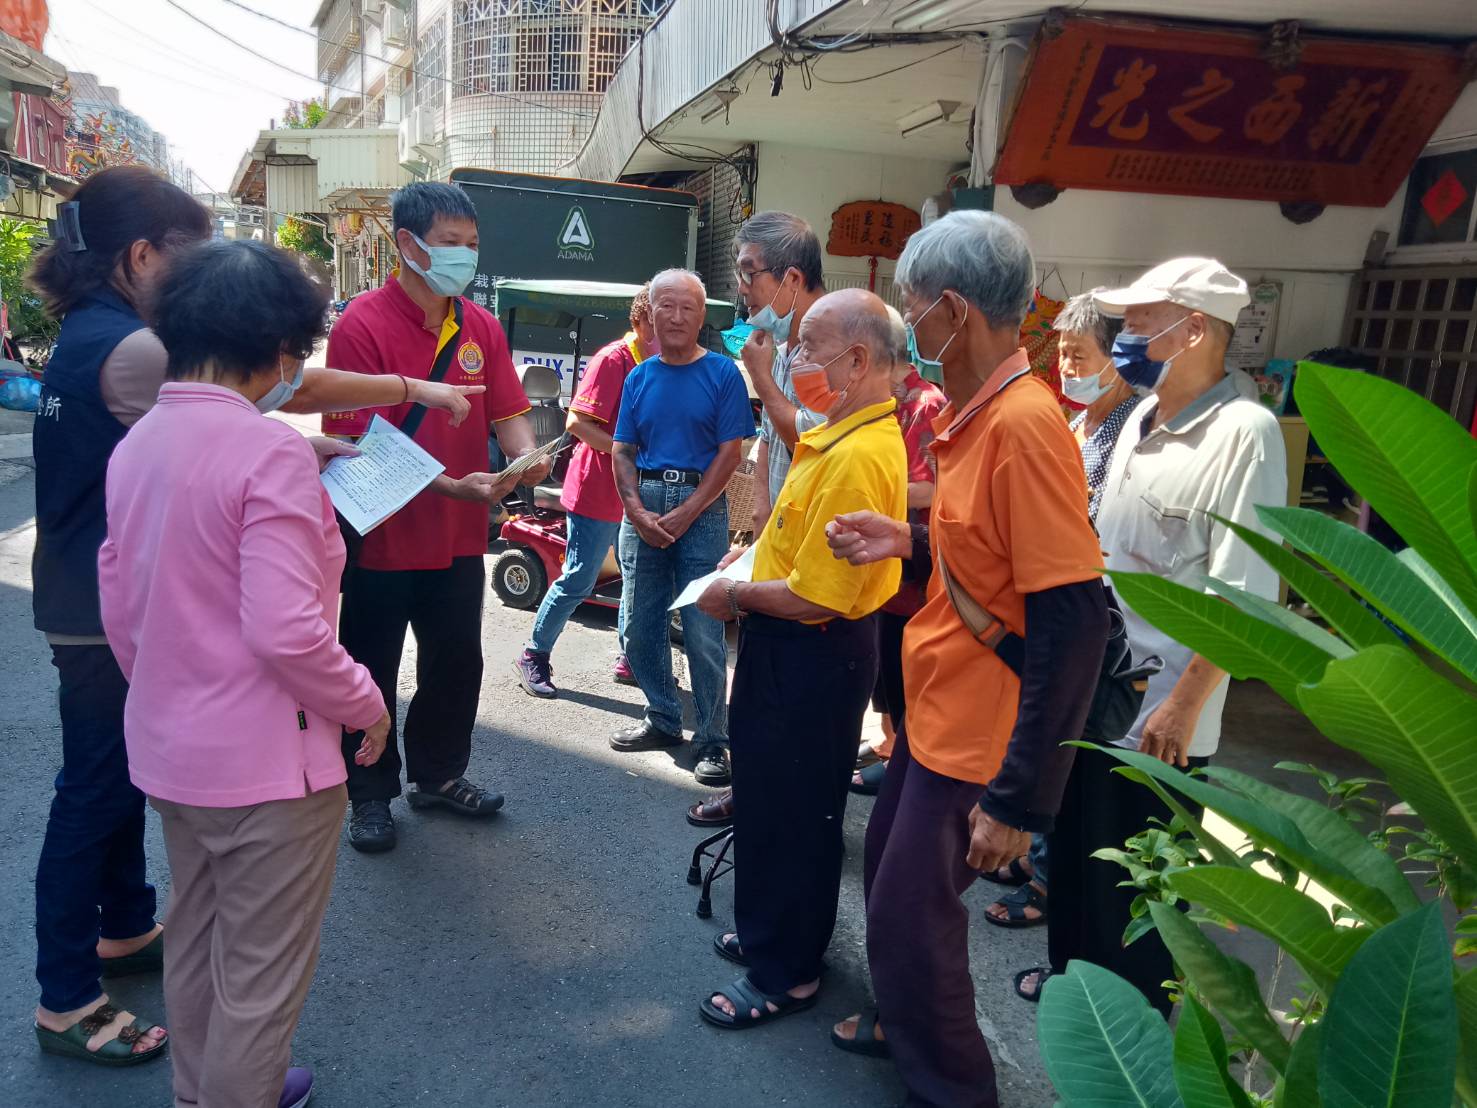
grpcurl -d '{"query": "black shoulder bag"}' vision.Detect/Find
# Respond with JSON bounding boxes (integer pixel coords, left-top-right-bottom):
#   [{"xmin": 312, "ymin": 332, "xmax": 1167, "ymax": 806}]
[{"xmin": 337, "ymin": 299, "xmax": 466, "ymax": 590}]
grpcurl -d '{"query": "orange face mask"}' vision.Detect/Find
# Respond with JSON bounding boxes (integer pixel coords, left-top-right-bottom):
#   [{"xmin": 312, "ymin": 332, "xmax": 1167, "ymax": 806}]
[{"xmin": 790, "ymin": 348, "xmax": 851, "ymax": 413}]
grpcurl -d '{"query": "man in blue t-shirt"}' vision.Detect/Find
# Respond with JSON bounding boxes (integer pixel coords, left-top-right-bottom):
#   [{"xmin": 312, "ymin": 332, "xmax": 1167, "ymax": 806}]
[{"xmin": 612, "ymin": 269, "xmax": 753, "ymax": 786}]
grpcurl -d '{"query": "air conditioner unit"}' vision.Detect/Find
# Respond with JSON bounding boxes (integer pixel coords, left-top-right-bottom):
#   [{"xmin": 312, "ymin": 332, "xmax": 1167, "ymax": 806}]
[
  {"xmin": 397, "ymin": 113, "xmax": 424, "ymax": 170},
  {"xmin": 411, "ymin": 106, "xmax": 443, "ymax": 158},
  {"xmin": 383, "ymin": 5, "xmax": 409, "ymax": 47},
  {"xmin": 362, "ymin": 0, "xmax": 385, "ymax": 23}
]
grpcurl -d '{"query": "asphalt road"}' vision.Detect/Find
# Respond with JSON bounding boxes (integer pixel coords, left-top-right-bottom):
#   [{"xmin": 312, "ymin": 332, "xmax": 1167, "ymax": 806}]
[{"xmin": 0, "ymin": 450, "xmax": 1057, "ymax": 1108}]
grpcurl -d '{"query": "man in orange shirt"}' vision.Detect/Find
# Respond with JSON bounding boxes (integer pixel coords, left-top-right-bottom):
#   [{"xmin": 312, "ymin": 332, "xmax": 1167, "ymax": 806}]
[{"xmin": 827, "ymin": 211, "xmax": 1108, "ymax": 1107}]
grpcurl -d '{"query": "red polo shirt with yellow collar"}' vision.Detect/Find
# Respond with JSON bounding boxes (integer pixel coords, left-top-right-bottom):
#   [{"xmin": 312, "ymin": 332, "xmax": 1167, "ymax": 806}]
[{"xmin": 323, "ymin": 276, "xmax": 530, "ymax": 572}]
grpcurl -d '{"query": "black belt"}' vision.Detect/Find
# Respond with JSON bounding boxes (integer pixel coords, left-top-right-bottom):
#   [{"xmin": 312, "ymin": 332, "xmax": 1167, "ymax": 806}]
[{"xmin": 639, "ymin": 467, "xmax": 703, "ymax": 486}]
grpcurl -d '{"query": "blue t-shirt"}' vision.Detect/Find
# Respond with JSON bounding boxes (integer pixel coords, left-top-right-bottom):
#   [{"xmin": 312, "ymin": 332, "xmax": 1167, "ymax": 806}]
[{"xmin": 614, "ymin": 351, "xmax": 754, "ymax": 471}]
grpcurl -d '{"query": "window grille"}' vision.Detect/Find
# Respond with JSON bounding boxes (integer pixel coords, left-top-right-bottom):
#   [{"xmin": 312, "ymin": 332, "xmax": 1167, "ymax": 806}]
[{"xmin": 1342, "ymin": 264, "xmax": 1477, "ymax": 430}]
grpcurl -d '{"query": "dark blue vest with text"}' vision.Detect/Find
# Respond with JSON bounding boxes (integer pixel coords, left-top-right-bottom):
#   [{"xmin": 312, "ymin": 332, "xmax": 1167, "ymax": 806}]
[{"xmin": 32, "ymin": 290, "xmax": 145, "ymax": 635}]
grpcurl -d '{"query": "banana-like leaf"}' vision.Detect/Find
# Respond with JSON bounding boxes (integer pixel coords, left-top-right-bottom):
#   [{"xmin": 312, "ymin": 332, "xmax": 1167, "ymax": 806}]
[
  {"xmin": 1173, "ymin": 994, "xmax": 1255, "ymax": 1108},
  {"xmin": 1166, "ymin": 867, "xmax": 1369, "ymax": 994},
  {"xmin": 1038, "ymin": 960, "xmax": 1183, "ymax": 1107},
  {"xmin": 1259, "ymin": 505, "xmax": 1477, "ymax": 683},
  {"xmin": 1109, "ymin": 572, "xmax": 1332, "ymax": 703},
  {"xmin": 1297, "ymin": 645, "xmax": 1477, "ymax": 875},
  {"xmin": 1274, "ymin": 1022, "xmax": 1323, "ymax": 1108},
  {"xmin": 1211, "ymin": 512, "xmax": 1405, "ymax": 653},
  {"xmin": 1202, "ymin": 576, "xmax": 1351, "ymax": 659},
  {"xmin": 1095, "ymin": 748, "xmax": 1409, "ymax": 925},
  {"xmin": 1202, "ymin": 768, "xmax": 1420, "ymax": 921},
  {"xmin": 1398, "ymin": 546, "xmax": 1477, "ymax": 642},
  {"xmin": 1293, "ymin": 361, "xmax": 1477, "ymax": 618},
  {"xmin": 1148, "ymin": 901, "xmax": 1291, "ymax": 1074},
  {"xmin": 1455, "ymin": 966, "xmax": 1477, "ymax": 1105},
  {"xmin": 1318, "ymin": 901, "xmax": 1457, "ymax": 1108}
]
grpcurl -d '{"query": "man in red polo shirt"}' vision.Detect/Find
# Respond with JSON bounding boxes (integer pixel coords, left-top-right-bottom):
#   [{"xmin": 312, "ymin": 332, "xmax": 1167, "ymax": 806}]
[
  {"xmin": 512, "ymin": 284, "xmax": 657, "ymax": 698},
  {"xmin": 325, "ymin": 181, "xmax": 546, "ymax": 854}
]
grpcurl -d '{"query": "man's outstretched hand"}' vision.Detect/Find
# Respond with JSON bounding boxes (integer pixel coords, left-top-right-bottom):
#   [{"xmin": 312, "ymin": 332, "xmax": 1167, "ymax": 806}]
[{"xmin": 827, "ymin": 511, "xmax": 910, "ymax": 565}]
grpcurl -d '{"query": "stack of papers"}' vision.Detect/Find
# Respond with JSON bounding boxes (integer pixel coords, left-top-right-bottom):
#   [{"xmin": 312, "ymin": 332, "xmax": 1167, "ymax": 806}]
[
  {"xmin": 321, "ymin": 415, "xmax": 445, "ymax": 536},
  {"xmin": 495, "ymin": 434, "xmax": 566, "ymax": 485}
]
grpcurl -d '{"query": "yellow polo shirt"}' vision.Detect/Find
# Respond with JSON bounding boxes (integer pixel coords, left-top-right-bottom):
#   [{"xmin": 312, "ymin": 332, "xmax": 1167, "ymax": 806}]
[{"xmin": 752, "ymin": 398, "xmax": 908, "ymax": 621}]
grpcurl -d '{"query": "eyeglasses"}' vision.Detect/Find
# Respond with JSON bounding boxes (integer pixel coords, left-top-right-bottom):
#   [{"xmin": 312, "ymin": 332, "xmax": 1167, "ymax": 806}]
[{"xmin": 733, "ymin": 266, "xmax": 777, "ymax": 288}]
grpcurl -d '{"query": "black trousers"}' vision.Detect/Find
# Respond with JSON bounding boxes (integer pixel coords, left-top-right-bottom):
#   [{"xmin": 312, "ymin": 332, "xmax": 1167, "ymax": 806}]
[
  {"xmin": 338, "ymin": 557, "xmax": 486, "ymax": 802},
  {"xmin": 1047, "ymin": 745, "xmax": 1208, "ymax": 1018},
  {"xmin": 731, "ymin": 612, "xmax": 878, "ymax": 995},
  {"xmin": 866, "ymin": 726, "xmax": 997, "ymax": 1108},
  {"xmin": 35, "ymin": 645, "xmax": 156, "ymax": 1012},
  {"xmin": 870, "ymin": 609, "xmax": 909, "ymax": 730}
]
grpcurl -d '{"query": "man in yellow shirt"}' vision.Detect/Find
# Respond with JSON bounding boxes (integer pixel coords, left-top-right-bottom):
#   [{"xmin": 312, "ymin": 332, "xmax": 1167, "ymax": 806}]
[{"xmin": 693, "ymin": 288, "xmax": 907, "ymax": 1030}]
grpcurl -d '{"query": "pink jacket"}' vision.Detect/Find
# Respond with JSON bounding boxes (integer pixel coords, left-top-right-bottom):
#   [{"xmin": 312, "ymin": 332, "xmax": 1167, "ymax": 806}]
[{"xmin": 99, "ymin": 383, "xmax": 385, "ymax": 807}]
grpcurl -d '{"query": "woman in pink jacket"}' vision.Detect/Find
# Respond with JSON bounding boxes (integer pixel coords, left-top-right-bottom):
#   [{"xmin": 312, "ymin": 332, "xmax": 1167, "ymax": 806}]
[{"xmin": 99, "ymin": 240, "xmax": 390, "ymax": 1108}]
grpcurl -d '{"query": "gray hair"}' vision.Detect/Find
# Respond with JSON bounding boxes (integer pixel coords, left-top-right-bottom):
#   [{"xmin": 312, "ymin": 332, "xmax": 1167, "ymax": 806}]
[
  {"xmin": 884, "ymin": 303, "xmax": 909, "ymax": 363},
  {"xmin": 734, "ymin": 210, "xmax": 824, "ymax": 291},
  {"xmin": 649, "ymin": 268, "xmax": 706, "ymax": 303},
  {"xmin": 1053, "ymin": 290, "xmax": 1123, "ymax": 353},
  {"xmin": 896, "ymin": 210, "xmax": 1036, "ymax": 331}
]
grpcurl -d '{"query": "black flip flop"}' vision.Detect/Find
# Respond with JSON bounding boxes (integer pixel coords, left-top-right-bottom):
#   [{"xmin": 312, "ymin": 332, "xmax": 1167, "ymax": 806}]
[
  {"xmin": 982, "ymin": 855, "xmax": 1033, "ymax": 888},
  {"xmin": 699, "ymin": 975, "xmax": 818, "ymax": 1030},
  {"xmin": 985, "ymin": 883, "xmax": 1047, "ymax": 929},
  {"xmin": 1013, "ymin": 965, "xmax": 1053, "ymax": 1004},
  {"xmin": 830, "ymin": 1008, "xmax": 890, "ymax": 1058},
  {"xmin": 849, "ymin": 761, "xmax": 888, "ymax": 796},
  {"xmin": 713, "ymin": 932, "xmax": 748, "ymax": 967}
]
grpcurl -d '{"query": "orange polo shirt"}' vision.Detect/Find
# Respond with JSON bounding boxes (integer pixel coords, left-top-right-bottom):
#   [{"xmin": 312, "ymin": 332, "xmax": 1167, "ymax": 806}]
[{"xmin": 902, "ymin": 349, "xmax": 1104, "ymax": 786}]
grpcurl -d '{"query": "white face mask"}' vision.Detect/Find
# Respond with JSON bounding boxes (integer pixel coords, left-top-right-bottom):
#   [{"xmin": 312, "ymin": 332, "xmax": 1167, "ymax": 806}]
[
  {"xmin": 255, "ymin": 359, "xmax": 305, "ymax": 414},
  {"xmin": 1061, "ymin": 360, "xmax": 1115, "ymax": 405}
]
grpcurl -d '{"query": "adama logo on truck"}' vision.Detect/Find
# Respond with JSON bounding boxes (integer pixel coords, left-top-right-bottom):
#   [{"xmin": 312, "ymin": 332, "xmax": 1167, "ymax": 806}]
[{"xmin": 557, "ymin": 205, "xmax": 595, "ymax": 261}]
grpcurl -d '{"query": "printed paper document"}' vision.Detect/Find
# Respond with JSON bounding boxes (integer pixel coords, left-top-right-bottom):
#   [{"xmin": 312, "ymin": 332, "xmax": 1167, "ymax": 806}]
[
  {"xmin": 321, "ymin": 415, "xmax": 444, "ymax": 536},
  {"xmin": 670, "ymin": 546, "xmax": 757, "ymax": 611}
]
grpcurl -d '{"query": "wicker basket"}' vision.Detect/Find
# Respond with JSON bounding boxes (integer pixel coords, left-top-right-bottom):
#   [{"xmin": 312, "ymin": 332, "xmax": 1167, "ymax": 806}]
[{"xmin": 725, "ymin": 455, "xmax": 757, "ymax": 541}]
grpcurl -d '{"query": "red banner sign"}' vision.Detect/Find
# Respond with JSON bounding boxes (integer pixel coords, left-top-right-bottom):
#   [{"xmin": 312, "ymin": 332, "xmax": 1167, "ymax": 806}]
[
  {"xmin": 994, "ymin": 16, "xmax": 1473, "ymax": 207},
  {"xmin": 827, "ymin": 201, "xmax": 920, "ymax": 260}
]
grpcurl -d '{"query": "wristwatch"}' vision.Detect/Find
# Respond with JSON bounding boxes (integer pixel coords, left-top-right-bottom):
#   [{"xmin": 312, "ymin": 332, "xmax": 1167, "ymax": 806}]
[{"xmin": 724, "ymin": 578, "xmax": 745, "ymax": 621}]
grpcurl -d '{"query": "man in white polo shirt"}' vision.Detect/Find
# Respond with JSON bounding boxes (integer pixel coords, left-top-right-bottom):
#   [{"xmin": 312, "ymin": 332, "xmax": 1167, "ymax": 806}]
[{"xmin": 1016, "ymin": 257, "xmax": 1287, "ymax": 1015}]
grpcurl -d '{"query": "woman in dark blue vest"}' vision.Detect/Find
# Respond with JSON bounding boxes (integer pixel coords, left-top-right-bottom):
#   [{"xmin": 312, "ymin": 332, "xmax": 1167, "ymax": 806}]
[{"xmin": 29, "ymin": 167, "xmax": 486, "ymax": 1068}]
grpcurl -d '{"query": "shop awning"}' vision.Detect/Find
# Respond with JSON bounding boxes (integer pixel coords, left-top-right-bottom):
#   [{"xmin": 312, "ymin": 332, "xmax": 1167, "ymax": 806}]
[
  {"xmin": 235, "ymin": 127, "xmax": 410, "ymax": 216},
  {"xmin": 493, "ymin": 278, "xmax": 735, "ymax": 330}
]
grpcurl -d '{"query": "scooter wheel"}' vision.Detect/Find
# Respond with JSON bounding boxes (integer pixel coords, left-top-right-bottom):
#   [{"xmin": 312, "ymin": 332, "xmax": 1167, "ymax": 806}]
[{"xmin": 492, "ymin": 548, "xmax": 547, "ymax": 609}]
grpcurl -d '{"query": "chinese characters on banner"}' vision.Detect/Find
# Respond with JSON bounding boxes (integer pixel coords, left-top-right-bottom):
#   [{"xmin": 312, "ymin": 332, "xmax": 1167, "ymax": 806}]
[
  {"xmin": 993, "ymin": 16, "xmax": 1471, "ymax": 207},
  {"xmin": 826, "ymin": 201, "xmax": 921, "ymax": 260}
]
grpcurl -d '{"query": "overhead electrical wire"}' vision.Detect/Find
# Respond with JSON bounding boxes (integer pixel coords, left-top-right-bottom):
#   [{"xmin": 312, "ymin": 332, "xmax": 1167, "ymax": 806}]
[{"xmin": 202, "ymin": 0, "xmax": 598, "ymax": 121}]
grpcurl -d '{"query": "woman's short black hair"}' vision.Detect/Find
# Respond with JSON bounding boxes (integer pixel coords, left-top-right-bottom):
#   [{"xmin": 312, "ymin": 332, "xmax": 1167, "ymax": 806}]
[
  {"xmin": 391, "ymin": 181, "xmax": 477, "ymax": 239},
  {"xmin": 153, "ymin": 240, "xmax": 329, "ymax": 382}
]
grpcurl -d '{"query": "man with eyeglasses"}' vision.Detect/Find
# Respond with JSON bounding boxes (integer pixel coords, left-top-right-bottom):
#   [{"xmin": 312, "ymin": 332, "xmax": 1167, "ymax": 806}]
[{"xmin": 733, "ymin": 212, "xmax": 828, "ymax": 533}]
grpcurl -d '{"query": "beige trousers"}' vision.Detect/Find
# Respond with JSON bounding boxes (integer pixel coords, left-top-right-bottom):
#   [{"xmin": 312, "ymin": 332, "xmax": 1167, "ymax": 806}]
[{"xmin": 151, "ymin": 784, "xmax": 347, "ymax": 1108}]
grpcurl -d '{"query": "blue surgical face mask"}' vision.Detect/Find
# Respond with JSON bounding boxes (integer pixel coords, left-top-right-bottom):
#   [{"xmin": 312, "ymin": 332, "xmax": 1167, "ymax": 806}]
[
  {"xmin": 1110, "ymin": 315, "xmax": 1191, "ymax": 392},
  {"xmin": 1061, "ymin": 360, "xmax": 1115, "ymax": 406},
  {"xmin": 906, "ymin": 294, "xmax": 966, "ymax": 386},
  {"xmin": 255, "ymin": 359, "xmax": 305, "ymax": 414},
  {"xmin": 748, "ymin": 280, "xmax": 797, "ymax": 343},
  {"xmin": 404, "ymin": 232, "xmax": 478, "ymax": 298}
]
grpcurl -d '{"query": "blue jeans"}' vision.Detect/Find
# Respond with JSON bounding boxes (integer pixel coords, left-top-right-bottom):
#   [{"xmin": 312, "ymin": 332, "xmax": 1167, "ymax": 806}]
[
  {"xmin": 618, "ymin": 479, "xmax": 730, "ymax": 746},
  {"xmin": 527, "ymin": 511, "xmax": 622, "ymax": 656},
  {"xmin": 1029, "ymin": 832, "xmax": 1048, "ymax": 888},
  {"xmin": 36, "ymin": 645, "xmax": 157, "ymax": 1011}
]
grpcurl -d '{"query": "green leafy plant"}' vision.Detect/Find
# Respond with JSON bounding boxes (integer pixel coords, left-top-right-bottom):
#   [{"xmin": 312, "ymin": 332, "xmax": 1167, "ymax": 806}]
[
  {"xmin": 275, "ymin": 216, "xmax": 333, "ymax": 264},
  {"xmin": 1037, "ymin": 361, "xmax": 1477, "ymax": 1106},
  {"xmin": 0, "ymin": 218, "xmax": 55, "ymax": 340},
  {"xmin": 283, "ymin": 98, "xmax": 327, "ymax": 129}
]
